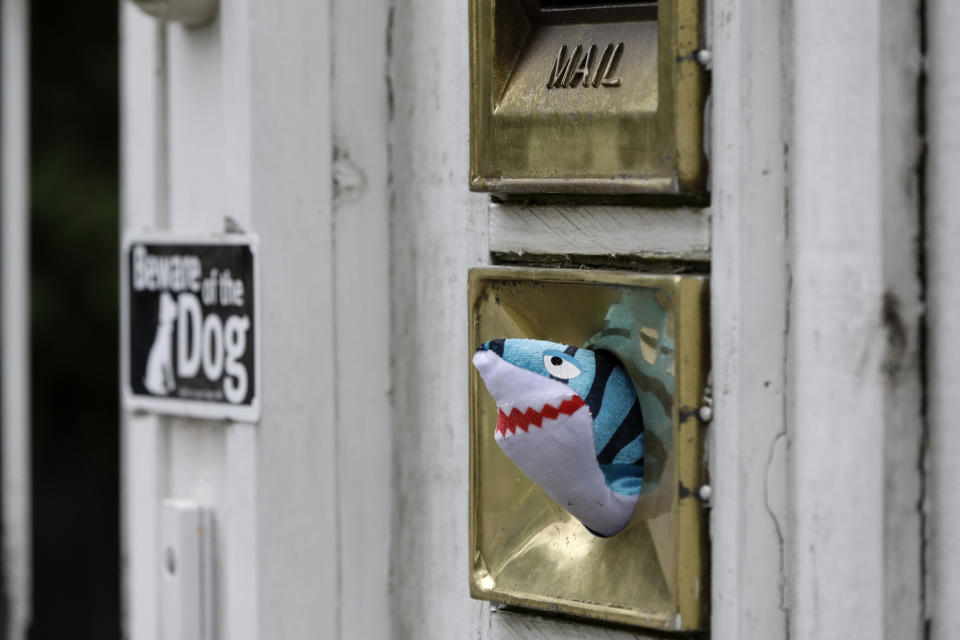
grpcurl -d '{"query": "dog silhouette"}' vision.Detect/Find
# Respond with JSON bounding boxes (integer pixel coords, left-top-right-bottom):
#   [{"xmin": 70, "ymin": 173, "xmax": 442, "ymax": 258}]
[{"xmin": 143, "ymin": 292, "xmax": 178, "ymax": 396}]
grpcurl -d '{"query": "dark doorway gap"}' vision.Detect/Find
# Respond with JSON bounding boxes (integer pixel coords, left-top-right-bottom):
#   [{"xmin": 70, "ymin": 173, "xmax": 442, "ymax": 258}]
[{"xmin": 28, "ymin": 1, "xmax": 120, "ymax": 638}]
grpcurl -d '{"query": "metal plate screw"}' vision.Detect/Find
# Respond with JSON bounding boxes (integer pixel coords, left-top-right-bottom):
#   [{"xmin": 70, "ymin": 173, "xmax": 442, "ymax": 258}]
[
  {"xmin": 695, "ymin": 49, "xmax": 713, "ymax": 69},
  {"xmin": 699, "ymin": 371, "xmax": 714, "ymax": 422}
]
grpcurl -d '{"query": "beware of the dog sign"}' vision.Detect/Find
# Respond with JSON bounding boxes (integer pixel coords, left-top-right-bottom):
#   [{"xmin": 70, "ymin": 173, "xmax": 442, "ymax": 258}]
[{"xmin": 122, "ymin": 234, "xmax": 260, "ymax": 422}]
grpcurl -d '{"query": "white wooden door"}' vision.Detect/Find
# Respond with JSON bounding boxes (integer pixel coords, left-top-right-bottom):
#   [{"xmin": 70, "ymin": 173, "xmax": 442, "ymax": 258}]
[{"xmin": 119, "ymin": 0, "xmax": 957, "ymax": 639}]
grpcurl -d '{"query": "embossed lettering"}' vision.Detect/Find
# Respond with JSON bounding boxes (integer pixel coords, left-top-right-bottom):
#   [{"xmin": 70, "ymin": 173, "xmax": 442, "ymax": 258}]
[
  {"xmin": 547, "ymin": 45, "xmax": 574, "ymax": 89},
  {"xmin": 600, "ymin": 42, "xmax": 624, "ymax": 87},
  {"xmin": 547, "ymin": 42, "xmax": 623, "ymax": 89},
  {"xmin": 568, "ymin": 45, "xmax": 596, "ymax": 88}
]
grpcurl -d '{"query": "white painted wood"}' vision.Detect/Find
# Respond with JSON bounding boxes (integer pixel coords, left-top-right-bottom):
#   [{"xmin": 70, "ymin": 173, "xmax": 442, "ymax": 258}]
[
  {"xmin": 330, "ymin": 0, "xmax": 393, "ymax": 638},
  {"xmin": 479, "ymin": 609, "xmax": 667, "ymax": 639},
  {"xmin": 126, "ymin": 0, "xmax": 345, "ymax": 636},
  {"xmin": 489, "ymin": 204, "xmax": 710, "ymax": 261},
  {"xmin": 159, "ymin": 0, "xmax": 341, "ymax": 637},
  {"xmin": 789, "ymin": 1, "xmax": 923, "ymax": 638},
  {"xmin": 120, "ymin": 6, "xmax": 168, "ymax": 638},
  {"xmin": 237, "ymin": 1, "xmax": 340, "ymax": 635},
  {"xmin": 160, "ymin": 501, "xmax": 213, "ymax": 640},
  {"xmin": 164, "ymin": 421, "xmax": 227, "ymax": 631},
  {"xmin": 119, "ymin": 0, "xmax": 936, "ymax": 637},
  {"xmin": 0, "ymin": 0, "xmax": 30, "ymax": 636},
  {"xmin": 166, "ymin": 21, "xmax": 224, "ymax": 233},
  {"xmin": 208, "ymin": 8, "xmax": 262, "ymax": 634},
  {"xmin": 926, "ymin": 1, "xmax": 960, "ymax": 637},
  {"xmin": 122, "ymin": 414, "xmax": 165, "ymax": 640},
  {"xmin": 877, "ymin": 1, "xmax": 925, "ymax": 637},
  {"xmin": 387, "ymin": 0, "xmax": 492, "ymax": 637},
  {"xmin": 162, "ymin": 12, "xmax": 246, "ymax": 629},
  {"xmin": 709, "ymin": 0, "xmax": 791, "ymax": 637},
  {"xmin": 221, "ymin": 424, "xmax": 257, "ymax": 640}
]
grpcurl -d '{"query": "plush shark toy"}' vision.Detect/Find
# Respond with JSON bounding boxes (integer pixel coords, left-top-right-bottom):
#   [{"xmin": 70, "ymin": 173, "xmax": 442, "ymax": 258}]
[{"xmin": 472, "ymin": 339, "xmax": 645, "ymax": 537}]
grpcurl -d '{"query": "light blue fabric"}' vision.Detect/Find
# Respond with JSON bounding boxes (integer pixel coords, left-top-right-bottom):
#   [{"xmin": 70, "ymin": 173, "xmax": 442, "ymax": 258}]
[
  {"xmin": 592, "ymin": 365, "xmax": 636, "ymax": 453},
  {"xmin": 600, "ymin": 464, "xmax": 645, "ymax": 496},
  {"xmin": 479, "ymin": 338, "xmax": 643, "ymax": 497},
  {"xmin": 497, "ymin": 339, "xmax": 598, "ymax": 400},
  {"xmin": 584, "ymin": 288, "xmax": 676, "ymax": 493}
]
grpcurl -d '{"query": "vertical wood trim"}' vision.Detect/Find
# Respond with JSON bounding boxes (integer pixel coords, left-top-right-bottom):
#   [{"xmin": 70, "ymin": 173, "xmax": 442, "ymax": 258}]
[
  {"xmin": 127, "ymin": 0, "xmax": 341, "ymax": 636},
  {"xmin": 709, "ymin": 0, "xmax": 791, "ymax": 637},
  {"xmin": 121, "ymin": 415, "xmax": 163, "ymax": 640},
  {"xmin": 789, "ymin": 0, "xmax": 924, "ymax": 637},
  {"xmin": 162, "ymin": 5, "xmax": 264, "ymax": 635},
  {"xmin": 240, "ymin": 1, "xmax": 339, "ymax": 637},
  {"xmin": 120, "ymin": 6, "xmax": 167, "ymax": 639},
  {"xmin": 218, "ymin": 4, "xmax": 258, "ymax": 636},
  {"xmin": 926, "ymin": 0, "xmax": 960, "ymax": 636},
  {"xmin": 0, "ymin": 0, "xmax": 30, "ymax": 636},
  {"xmin": 331, "ymin": 0, "xmax": 393, "ymax": 638},
  {"xmin": 791, "ymin": 4, "xmax": 885, "ymax": 636},
  {"xmin": 221, "ymin": 424, "xmax": 257, "ymax": 640},
  {"xmin": 387, "ymin": 0, "xmax": 491, "ymax": 636},
  {"xmin": 878, "ymin": 0, "xmax": 925, "ymax": 636}
]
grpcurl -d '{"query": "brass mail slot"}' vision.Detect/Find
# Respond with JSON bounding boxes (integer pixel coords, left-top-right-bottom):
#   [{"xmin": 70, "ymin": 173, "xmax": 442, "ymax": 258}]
[
  {"xmin": 469, "ymin": 0, "xmax": 707, "ymax": 203},
  {"xmin": 540, "ymin": 0, "xmax": 654, "ymax": 7},
  {"xmin": 468, "ymin": 267, "xmax": 710, "ymax": 631}
]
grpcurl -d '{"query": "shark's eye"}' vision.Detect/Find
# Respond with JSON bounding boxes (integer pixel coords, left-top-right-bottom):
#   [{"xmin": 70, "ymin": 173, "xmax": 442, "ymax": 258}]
[{"xmin": 543, "ymin": 351, "xmax": 582, "ymax": 380}]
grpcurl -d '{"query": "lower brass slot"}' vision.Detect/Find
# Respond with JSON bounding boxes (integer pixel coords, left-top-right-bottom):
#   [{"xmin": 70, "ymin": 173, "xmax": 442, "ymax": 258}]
[{"xmin": 540, "ymin": 0, "xmax": 654, "ymax": 7}]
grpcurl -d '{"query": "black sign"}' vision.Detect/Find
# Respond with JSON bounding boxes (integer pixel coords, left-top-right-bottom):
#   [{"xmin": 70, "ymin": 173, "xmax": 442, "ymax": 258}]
[{"xmin": 123, "ymin": 235, "xmax": 260, "ymax": 422}]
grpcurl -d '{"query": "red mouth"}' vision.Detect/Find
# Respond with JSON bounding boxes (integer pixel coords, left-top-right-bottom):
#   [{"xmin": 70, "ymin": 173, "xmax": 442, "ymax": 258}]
[{"xmin": 496, "ymin": 396, "xmax": 585, "ymax": 438}]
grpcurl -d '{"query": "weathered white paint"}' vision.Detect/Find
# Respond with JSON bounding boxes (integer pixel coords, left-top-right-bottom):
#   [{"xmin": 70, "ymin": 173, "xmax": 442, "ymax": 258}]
[
  {"xmin": 162, "ymin": 15, "xmax": 255, "ymax": 639},
  {"xmin": 240, "ymin": 1, "xmax": 341, "ymax": 634},
  {"xmin": 120, "ymin": 0, "xmax": 940, "ymax": 637},
  {"xmin": 0, "ymin": 0, "xmax": 31, "ymax": 636},
  {"xmin": 789, "ymin": 1, "xmax": 923, "ymax": 638},
  {"xmin": 159, "ymin": 500, "xmax": 213, "ymax": 640},
  {"xmin": 926, "ymin": 1, "xmax": 960, "ymax": 637},
  {"xmin": 122, "ymin": 413, "xmax": 164, "ymax": 640},
  {"xmin": 709, "ymin": 0, "xmax": 791, "ymax": 637},
  {"xmin": 123, "ymin": 0, "xmax": 340, "ymax": 636},
  {"xmin": 481, "ymin": 609, "xmax": 667, "ymax": 639},
  {"xmin": 489, "ymin": 204, "xmax": 710, "ymax": 262},
  {"xmin": 330, "ymin": 0, "xmax": 393, "ymax": 637},
  {"xmin": 877, "ymin": 1, "xmax": 925, "ymax": 637},
  {"xmin": 388, "ymin": 3, "xmax": 692, "ymax": 640},
  {"xmin": 387, "ymin": 0, "xmax": 490, "ymax": 636},
  {"xmin": 126, "ymin": 0, "xmax": 721, "ymax": 636},
  {"xmin": 120, "ymin": 7, "xmax": 167, "ymax": 639},
  {"xmin": 220, "ymin": 423, "xmax": 256, "ymax": 640}
]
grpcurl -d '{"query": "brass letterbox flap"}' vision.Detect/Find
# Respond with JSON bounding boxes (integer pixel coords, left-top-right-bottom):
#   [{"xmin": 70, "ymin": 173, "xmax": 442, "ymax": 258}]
[
  {"xmin": 468, "ymin": 267, "xmax": 710, "ymax": 631},
  {"xmin": 469, "ymin": 1, "xmax": 708, "ymax": 203}
]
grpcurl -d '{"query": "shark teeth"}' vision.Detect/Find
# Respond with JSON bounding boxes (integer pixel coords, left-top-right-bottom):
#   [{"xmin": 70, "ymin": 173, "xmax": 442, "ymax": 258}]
[
  {"xmin": 495, "ymin": 389, "xmax": 575, "ymax": 417},
  {"xmin": 495, "ymin": 396, "xmax": 585, "ymax": 440}
]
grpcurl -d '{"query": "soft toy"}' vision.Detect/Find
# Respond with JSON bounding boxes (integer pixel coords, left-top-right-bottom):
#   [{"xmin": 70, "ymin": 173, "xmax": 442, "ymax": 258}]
[
  {"xmin": 584, "ymin": 289, "xmax": 675, "ymax": 496},
  {"xmin": 472, "ymin": 339, "xmax": 644, "ymax": 537}
]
